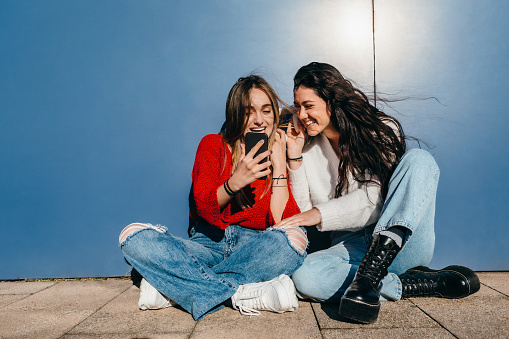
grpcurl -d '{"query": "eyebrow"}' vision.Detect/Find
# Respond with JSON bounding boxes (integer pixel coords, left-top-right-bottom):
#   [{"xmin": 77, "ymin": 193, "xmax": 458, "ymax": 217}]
[
  {"xmin": 251, "ymin": 104, "xmax": 273, "ymax": 109},
  {"xmin": 294, "ymin": 100, "xmax": 313, "ymax": 106}
]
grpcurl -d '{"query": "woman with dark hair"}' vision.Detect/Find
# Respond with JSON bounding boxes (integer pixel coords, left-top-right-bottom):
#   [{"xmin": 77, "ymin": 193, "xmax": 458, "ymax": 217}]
[
  {"xmin": 119, "ymin": 75, "xmax": 307, "ymax": 320},
  {"xmin": 275, "ymin": 62, "xmax": 479, "ymax": 324}
]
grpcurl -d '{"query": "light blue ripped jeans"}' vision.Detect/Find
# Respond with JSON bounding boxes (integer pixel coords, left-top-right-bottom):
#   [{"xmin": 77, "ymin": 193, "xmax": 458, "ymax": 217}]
[
  {"xmin": 292, "ymin": 149, "xmax": 439, "ymax": 302},
  {"xmin": 120, "ymin": 220, "xmax": 306, "ymax": 320}
]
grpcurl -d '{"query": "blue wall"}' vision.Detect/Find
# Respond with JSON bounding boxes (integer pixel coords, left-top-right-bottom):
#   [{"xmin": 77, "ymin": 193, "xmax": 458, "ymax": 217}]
[{"xmin": 1, "ymin": 0, "xmax": 507, "ymax": 279}]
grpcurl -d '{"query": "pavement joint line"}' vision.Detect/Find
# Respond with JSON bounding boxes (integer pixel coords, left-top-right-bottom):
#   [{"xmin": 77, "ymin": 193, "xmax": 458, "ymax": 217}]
[
  {"xmin": 56, "ymin": 281, "xmax": 132, "ymax": 338},
  {"xmin": 1, "ymin": 275, "xmax": 507, "ymax": 338},
  {"xmin": 309, "ymin": 302, "xmax": 324, "ymax": 336},
  {"xmin": 481, "ymin": 283, "xmax": 509, "ymax": 298},
  {"xmin": 0, "ymin": 293, "xmax": 31, "ymax": 310},
  {"xmin": 187, "ymin": 316, "xmax": 200, "ymax": 339},
  {"xmin": 408, "ymin": 298, "xmax": 459, "ymax": 338},
  {"xmin": 0, "ymin": 280, "xmax": 58, "ymax": 310}
]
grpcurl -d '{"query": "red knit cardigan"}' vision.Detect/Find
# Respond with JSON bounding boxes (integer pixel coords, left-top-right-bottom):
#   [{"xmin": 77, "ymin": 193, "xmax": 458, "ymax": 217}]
[{"xmin": 190, "ymin": 134, "xmax": 301, "ymax": 230}]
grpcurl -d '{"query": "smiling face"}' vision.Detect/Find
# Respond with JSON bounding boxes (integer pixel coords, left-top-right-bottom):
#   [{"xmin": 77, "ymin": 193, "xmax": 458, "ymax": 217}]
[
  {"xmin": 243, "ymin": 87, "xmax": 274, "ymax": 138},
  {"xmin": 293, "ymin": 86, "xmax": 333, "ymax": 137}
]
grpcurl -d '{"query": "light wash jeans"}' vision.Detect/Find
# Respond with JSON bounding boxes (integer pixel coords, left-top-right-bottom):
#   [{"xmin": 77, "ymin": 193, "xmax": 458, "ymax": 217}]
[
  {"xmin": 292, "ymin": 149, "xmax": 439, "ymax": 302},
  {"xmin": 120, "ymin": 220, "xmax": 306, "ymax": 320}
]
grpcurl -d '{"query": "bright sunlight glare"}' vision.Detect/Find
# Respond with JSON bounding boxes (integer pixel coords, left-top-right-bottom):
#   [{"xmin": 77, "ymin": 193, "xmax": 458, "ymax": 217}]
[{"xmin": 335, "ymin": 3, "xmax": 373, "ymax": 47}]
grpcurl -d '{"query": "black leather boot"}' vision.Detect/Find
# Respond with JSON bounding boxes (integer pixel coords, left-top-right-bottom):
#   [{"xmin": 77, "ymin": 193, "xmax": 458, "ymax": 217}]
[
  {"xmin": 400, "ymin": 265, "xmax": 480, "ymax": 299},
  {"xmin": 338, "ymin": 234, "xmax": 400, "ymax": 324}
]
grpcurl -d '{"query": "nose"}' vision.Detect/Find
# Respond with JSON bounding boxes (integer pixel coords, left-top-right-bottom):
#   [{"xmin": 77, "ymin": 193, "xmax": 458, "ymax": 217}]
[
  {"xmin": 298, "ymin": 107, "xmax": 307, "ymax": 120},
  {"xmin": 254, "ymin": 111, "xmax": 264, "ymax": 125}
]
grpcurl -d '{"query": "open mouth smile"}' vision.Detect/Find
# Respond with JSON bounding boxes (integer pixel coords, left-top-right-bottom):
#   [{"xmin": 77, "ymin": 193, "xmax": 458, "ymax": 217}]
[{"xmin": 249, "ymin": 127, "xmax": 266, "ymax": 132}]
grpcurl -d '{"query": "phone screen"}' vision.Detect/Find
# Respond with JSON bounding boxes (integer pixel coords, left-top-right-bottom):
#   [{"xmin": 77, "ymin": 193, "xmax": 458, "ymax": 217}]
[
  {"xmin": 245, "ymin": 132, "xmax": 268, "ymax": 163},
  {"xmin": 245, "ymin": 132, "xmax": 268, "ymax": 180}
]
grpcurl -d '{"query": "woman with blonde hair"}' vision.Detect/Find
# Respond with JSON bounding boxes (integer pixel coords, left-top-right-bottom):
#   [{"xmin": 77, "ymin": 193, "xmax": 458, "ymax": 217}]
[{"xmin": 119, "ymin": 75, "xmax": 307, "ymax": 320}]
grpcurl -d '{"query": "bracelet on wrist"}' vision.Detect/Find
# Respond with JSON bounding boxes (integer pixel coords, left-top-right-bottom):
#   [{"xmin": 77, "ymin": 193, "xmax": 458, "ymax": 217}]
[
  {"xmin": 224, "ymin": 179, "xmax": 238, "ymax": 197},
  {"xmin": 272, "ymin": 174, "xmax": 288, "ymax": 185},
  {"xmin": 287, "ymin": 156, "xmax": 303, "ymax": 162}
]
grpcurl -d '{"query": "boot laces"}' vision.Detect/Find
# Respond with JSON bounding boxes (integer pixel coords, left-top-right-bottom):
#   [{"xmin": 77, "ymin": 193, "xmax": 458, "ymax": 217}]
[
  {"xmin": 402, "ymin": 278, "xmax": 437, "ymax": 297},
  {"xmin": 232, "ymin": 289, "xmax": 266, "ymax": 316},
  {"xmin": 359, "ymin": 244, "xmax": 398, "ymax": 283},
  {"xmin": 233, "ymin": 289, "xmax": 279, "ymax": 316}
]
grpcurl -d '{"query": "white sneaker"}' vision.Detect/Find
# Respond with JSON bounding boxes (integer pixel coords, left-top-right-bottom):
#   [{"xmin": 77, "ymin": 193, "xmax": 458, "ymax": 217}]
[
  {"xmin": 138, "ymin": 278, "xmax": 175, "ymax": 310},
  {"xmin": 231, "ymin": 274, "xmax": 299, "ymax": 316}
]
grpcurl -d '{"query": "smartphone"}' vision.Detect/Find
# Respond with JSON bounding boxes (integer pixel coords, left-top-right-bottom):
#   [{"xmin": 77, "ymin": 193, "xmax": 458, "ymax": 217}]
[
  {"xmin": 278, "ymin": 112, "xmax": 301, "ymax": 132},
  {"xmin": 245, "ymin": 132, "xmax": 268, "ymax": 180},
  {"xmin": 278, "ymin": 113, "xmax": 293, "ymax": 132}
]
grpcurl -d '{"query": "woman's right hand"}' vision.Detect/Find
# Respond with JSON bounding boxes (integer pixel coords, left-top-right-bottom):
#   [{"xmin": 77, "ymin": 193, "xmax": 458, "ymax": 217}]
[
  {"xmin": 228, "ymin": 140, "xmax": 272, "ymax": 191},
  {"xmin": 274, "ymin": 208, "xmax": 321, "ymax": 228},
  {"xmin": 286, "ymin": 117, "xmax": 305, "ymax": 158}
]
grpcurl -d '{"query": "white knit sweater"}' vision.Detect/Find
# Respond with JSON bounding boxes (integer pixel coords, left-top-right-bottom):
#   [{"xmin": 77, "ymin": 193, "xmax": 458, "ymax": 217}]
[{"xmin": 288, "ymin": 133, "xmax": 383, "ymax": 233}]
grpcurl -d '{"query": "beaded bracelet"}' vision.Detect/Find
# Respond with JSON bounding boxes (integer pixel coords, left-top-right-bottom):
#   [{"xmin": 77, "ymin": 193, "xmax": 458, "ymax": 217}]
[
  {"xmin": 287, "ymin": 156, "xmax": 303, "ymax": 162},
  {"xmin": 223, "ymin": 179, "xmax": 237, "ymax": 197}
]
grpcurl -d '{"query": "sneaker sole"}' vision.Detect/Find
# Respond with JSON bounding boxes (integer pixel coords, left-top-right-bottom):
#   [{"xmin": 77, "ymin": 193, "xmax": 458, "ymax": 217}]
[
  {"xmin": 279, "ymin": 275, "xmax": 298, "ymax": 311},
  {"xmin": 273, "ymin": 275, "xmax": 298, "ymax": 312}
]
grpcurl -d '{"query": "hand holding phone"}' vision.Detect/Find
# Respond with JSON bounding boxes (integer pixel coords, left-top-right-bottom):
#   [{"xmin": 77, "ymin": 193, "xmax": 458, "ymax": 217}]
[
  {"xmin": 245, "ymin": 132, "xmax": 269, "ymax": 180},
  {"xmin": 245, "ymin": 132, "xmax": 268, "ymax": 162},
  {"xmin": 286, "ymin": 115, "xmax": 305, "ymax": 163}
]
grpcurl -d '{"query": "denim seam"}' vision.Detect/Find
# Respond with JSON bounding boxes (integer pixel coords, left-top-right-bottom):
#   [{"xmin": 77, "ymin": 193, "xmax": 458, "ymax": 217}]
[
  {"xmin": 177, "ymin": 237, "xmax": 218, "ymax": 283},
  {"xmin": 194, "ymin": 282, "xmax": 237, "ymax": 319},
  {"xmin": 176, "ymin": 237, "xmax": 238, "ymax": 318}
]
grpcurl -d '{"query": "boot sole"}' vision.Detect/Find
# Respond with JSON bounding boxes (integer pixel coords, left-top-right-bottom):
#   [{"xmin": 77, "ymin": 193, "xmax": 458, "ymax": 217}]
[
  {"xmin": 338, "ymin": 296, "xmax": 380, "ymax": 324},
  {"xmin": 408, "ymin": 265, "xmax": 481, "ymax": 298}
]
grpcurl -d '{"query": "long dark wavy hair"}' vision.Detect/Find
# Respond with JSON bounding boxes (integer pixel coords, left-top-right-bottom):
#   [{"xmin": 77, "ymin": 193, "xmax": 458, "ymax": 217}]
[{"xmin": 294, "ymin": 62, "xmax": 406, "ymax": 199}]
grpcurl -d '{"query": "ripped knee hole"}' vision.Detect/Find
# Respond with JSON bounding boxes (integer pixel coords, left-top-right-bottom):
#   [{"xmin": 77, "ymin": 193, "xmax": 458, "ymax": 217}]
[
  {"xmin": 278, "ymin": 226, "xmax": 308, "ymax": 253},
  {"xmin": 119, "ymin": 223, "xmax": 152, "ymax": 245}
]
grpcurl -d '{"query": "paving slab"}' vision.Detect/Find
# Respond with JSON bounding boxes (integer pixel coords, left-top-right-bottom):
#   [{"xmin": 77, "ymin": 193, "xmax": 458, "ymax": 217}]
[
  {"xmin": 191, "ymin": 301, "xmax": 321, "ymax": 339},
  {"xmin": 0, "ymin": 281, "xmax": 56, "ymax": 295},
  {"xmin": 321, "ymin": 327, "xmax": 455, "ymax": 338},
  {"xmin": 6, "ymin": 280, "xmax": 131, "ymax": 312},
  {"xmin": 67, "ymin": 285, "xmax": 196, "ymax": 337},
  {"xmin": 0, "ymin": 309, "xmax": 94, "ymax": 339},
  {"xmin": 0, "ymin": 280, "xmax": 131, "ymax": 338},
  {"xmin": 478, "ymin": 272, "xmax": 509, "ymax": 295},
  {"xmin": 63, "ymin": 335, "xmax": 189, "ymax": 339},
  {"xmin": 409, "ymin": 284, "xmax": 509, "ymax": 338},
  {"xmin": 0, "ymin": 273, "xmax": 508, "ymax": 338},
  {"xmin": 0, "ymin": 294, "xmax": 27, "ymax": 308},
  {"xmin": 312, "ymin": 299, "xmax": 439, "ymax": 329}
]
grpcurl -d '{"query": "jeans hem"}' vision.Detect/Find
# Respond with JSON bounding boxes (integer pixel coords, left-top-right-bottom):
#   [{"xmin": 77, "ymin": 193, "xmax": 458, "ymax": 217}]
[
  {"xmin": 374, "ymin": 220, "xmax": 413, "ymax": 233},
  {"xmin": 193, "ymin": 283, "xmax": 237, "ymax": 320}
]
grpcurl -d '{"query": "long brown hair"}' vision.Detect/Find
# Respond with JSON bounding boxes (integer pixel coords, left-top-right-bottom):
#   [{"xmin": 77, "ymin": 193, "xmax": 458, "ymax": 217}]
[
  {"xmin": 220, "ymin": 75, "xmax": 283, "ymax": 207},
  {"xmin": 294, "ymin": 62, "xmax": 406, "ymax": 199}
]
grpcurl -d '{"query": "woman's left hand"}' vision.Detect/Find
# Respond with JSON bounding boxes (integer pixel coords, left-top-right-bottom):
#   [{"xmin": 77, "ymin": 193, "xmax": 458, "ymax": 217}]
[
  {"xmin": 274, "ymin": 208, "xmax": 321, "ymax": 228},
  {"xmin": 271, "ymin": 129, "xmax": 287, "ymax": 172}
]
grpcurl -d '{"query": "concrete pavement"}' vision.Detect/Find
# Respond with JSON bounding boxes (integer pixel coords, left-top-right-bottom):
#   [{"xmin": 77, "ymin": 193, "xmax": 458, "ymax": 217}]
[{"xmin": 0, "ymin": 272, "xmax": 507, "ymax": 338}]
